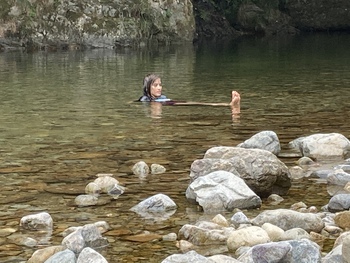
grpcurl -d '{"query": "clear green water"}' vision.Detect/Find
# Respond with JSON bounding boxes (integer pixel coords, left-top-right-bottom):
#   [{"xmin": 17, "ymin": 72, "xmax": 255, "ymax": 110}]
[{"xmin": 0, "ymin": 33, "xmax": 350, "ymax": 262}]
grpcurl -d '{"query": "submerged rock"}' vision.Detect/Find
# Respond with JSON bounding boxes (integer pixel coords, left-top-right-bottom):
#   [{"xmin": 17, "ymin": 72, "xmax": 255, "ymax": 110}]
[{"xmin": 20, "ymin": 212, "xmax": 53, "ymax": 230}]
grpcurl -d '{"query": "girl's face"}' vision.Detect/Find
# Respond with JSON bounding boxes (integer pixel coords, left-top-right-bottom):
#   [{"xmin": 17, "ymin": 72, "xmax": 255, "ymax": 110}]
[{"xmin": 150, "ymin": 78, "xmax": 162, "ymax": 98}]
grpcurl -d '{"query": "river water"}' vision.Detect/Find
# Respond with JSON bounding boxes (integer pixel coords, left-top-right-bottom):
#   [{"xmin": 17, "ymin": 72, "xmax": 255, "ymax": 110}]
[{"xmin": 0, "ymin": 33, "xmax": 350, "ymax": 262}]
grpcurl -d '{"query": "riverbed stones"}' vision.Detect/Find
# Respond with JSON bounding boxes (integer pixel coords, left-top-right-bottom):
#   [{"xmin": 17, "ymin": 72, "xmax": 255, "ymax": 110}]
[
  {"xmin": 20, "ymin": 212, "xmax": 53, "ymax": 230},
  {"xmin": 289, "ymin": 133, "xmax": 350, "ymax": 160},
  {"xmin": 186, "ymin": 170, "xmax": 262, "ymax": 212},
  {"xmin": 251, "ymin": 209, "xmax": 324, "ymax": 232},
  {"xmin": 237, "ymin": 130, "xmax": 281, "ymax": 155},
  {"xmin": 190, "ymin": 146, "xmax": 291, "ymax": 197}
]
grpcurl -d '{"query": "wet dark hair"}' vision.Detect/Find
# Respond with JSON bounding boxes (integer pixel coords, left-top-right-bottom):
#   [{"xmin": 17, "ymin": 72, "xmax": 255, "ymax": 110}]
[{"xmin": 143, "ymin": 74, "xmax": 161, "ymax": 98}]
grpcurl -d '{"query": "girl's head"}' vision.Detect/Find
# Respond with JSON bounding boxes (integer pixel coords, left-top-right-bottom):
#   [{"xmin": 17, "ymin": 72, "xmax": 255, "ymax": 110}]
[{"xmin": 143, "ymin": 74, "xmax": 162, "ymax": 99}]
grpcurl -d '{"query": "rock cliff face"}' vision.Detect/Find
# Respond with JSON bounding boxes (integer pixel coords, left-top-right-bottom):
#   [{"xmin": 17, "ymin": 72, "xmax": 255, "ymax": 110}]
[
  {"xmin": 0, "ymin": 0, "xmax": 195, "ymax": 50},
  {"xmin": 0, "ymin": 0, "xmax": 349, "ymax": 51}
]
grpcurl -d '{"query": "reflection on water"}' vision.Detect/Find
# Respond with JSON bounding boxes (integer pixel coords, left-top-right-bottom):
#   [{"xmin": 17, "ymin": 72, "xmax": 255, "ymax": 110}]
[{"xmin": 0, "ymin": 33, "xmax": 350, "ymax": 262}]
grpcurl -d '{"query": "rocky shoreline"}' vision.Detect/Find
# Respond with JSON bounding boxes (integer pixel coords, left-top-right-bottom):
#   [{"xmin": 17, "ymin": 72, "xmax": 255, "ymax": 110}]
[{"xmin": 13, "ymin": 131, "xmax": 350, "ymax": 262}]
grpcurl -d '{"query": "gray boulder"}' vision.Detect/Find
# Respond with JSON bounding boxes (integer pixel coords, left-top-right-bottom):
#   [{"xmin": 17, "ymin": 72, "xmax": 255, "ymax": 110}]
[
  {"xmin": 327, "ymin": 169, "xmax": 350, "ymax": 185},
  {"xmin": 190, "ymin": 147, "xmax": 291, "ymax": 197},
  {"xmin": 327, "ymin": 194, "xmax": 350, "ymax": 212},
  {"xmin": 238, "ymin": 239, "xmax": 321, "ymax": 263},
  {"xmin": 44, "ymin": 249, "xmax": 76, "ymax": 263},
  {"xmin": 289, "ymin": 133, "xmax": 350, "ymax": 160},
  {"xmin": 178, "ymin": 221, "xmax": 235, "ymax": 246},
  {"xmin": 238, "ymin": 130, "xmax": 281, "ymax": 155},
  {"xmin": 77, "ymin": 247, "xmax": 108, "ymax": 263},
  {"xmin": 186, "ymin": 170, "xmax": 261, "ymax": 212},
  {"xmin": 130, "ymin": 193, "xmax": 177, "ymax": 220}
]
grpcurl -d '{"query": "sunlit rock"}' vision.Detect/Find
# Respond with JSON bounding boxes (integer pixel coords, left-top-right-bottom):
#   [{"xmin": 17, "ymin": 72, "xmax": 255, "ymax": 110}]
[
  {"xmin": 106, "ymin": 183, "xmax": 125, "ymax": 198},
  {"xmin": 62, "ymin": 230, "xmax": 85, "ymax": 254},
  {"xmin": 327, "ymin": 194, "xmax": 350, "ymax": 212},
  {"xmin": 44, "ymin": 249, "xmax": 76, "ymax": 263},
  {"xmin": 261, "ymin": 223, "xmax": 284, "ymax": 242},
  {"xmin": 237, "ymin": 130, "xmax": 281, "ymax": 155},
  {"xmin": 297, "ymin": 156, "xmax": 315, "ymax": 166},
  {"xmin": 62, "ymin": 221, "xmax": 110, "ymax": 238},
  {"xmin": 227, "ymin": 226, "xmax": 270, "ymax": 252},
  {"xmin": 289, "ymin": 166, "xmax": 309, "ymax": 180},
  {"xmin": 289, "ymin": 133, "xmax": 350, "ymax": 160},
  {"xmin": 75, "ymin": 194, "xmax": 98, "ymax": 207},
  {"xmin": 278, "ymin": 228, "xmax": 310, "ymax": 241},
  {"xmin": 132, "ymin": 161, "xmax": 150, "ymax": 177},
  {"xmin": 77, "ymin": 247, "xmax": 108, "ymax": 263},
  {"xmin": 191, "ymin": 147, "xmax": 291, "ymax": 197},
  {"xmin": 161, "ymin": 250, "xmax": 212, "ymax": 263},
  {"xmin": 151, "ymin": 163, "xmax": 166, "ymax": 174},
  {"xmin": 162, "ymin": 233, "xmax": 177, "ymax": 242},
  {"xmin": 211, "ymin": 214, "xmax": 229, "ymax": 227},
  {"xmin": 207, "ymin": 254, "xmax": 241, "ymax": 263},
  {"xmin": 20, "ymin": 212, "xmax": 53, "ymax": 230},
  {"xmin": 238, "ymin": 241, "xmax": 292, "ymax": 262},
  {"xmin": 290, "ymin": 201, "xmax": 307, "ymax": 211},
  {"xmin": 334, "ymin": 211, "xmax": 350, "ymax": 229},
  {"xmin": 230, "ymin": 211, "xmax": 250, "ymax": 228},
  {"xmin": 267, "ymin": 194, "xmax": 284, "ymax": 205},
  {"xmin": 27, "ymin": 245, "xmax": 65, "ymax": 263},
  {"xmin": 130, "ymin": 193, "xmax": 177, "ymax": 221},
  {"xmin": 93, "ymin": 175, "xmax": 119, "ymax": 193},
  {"xmin": 342, "ymin": 235, "xmax": 350, "ymax": 262},
  {"xmin": 322, "ymin": 244, "xmax": 343, "ymax": 263},
  {"xmin": 327, "ymin": 169, "xmax": 350, "ymax": 185},
  {"xmin": 334, "ymin": 231, "xmax": 350, "ymax": 248},
  {"xmin": 178, "ymin": 221, "xmax": 235, "ymax": 246},
  {"xmin": 62, "ymin": 223, "xmax": 108, "ymax": 254},
  {"xmin": 85, "ymin": 182, "xmax": 101, "ymax": 195},
  {"xmin": 186, "ymin": 170, "xmax": 261, "ymax": 213},
  {"xmin": 251, "ymin": 209, "xmax": 324, "ymax": 232},
  {"xmin": 238, "ymin": 239, "xmax": 321, "ymax": 262}
]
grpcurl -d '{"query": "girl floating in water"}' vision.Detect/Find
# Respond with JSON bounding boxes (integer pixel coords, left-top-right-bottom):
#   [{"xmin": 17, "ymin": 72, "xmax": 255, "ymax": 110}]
[{"xmin": 138, "ymin": 74, "xmax": 241, "ymax": 115}]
